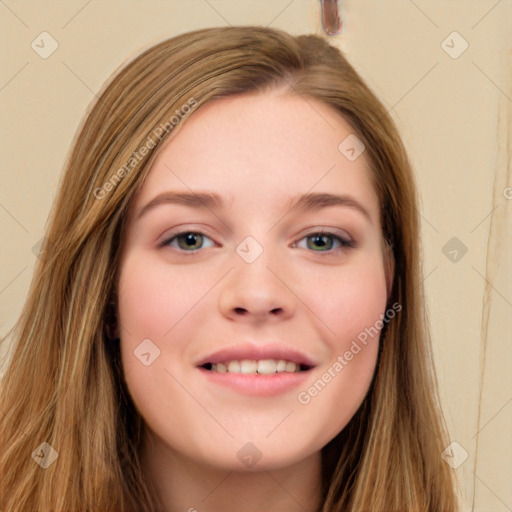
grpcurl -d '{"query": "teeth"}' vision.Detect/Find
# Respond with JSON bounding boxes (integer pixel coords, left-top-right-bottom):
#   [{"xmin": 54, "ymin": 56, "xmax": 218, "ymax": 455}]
[
  {"xmin": 257, "ymin": 359, "xmax": 277, "ymax": 374},
  {"xmin": 208, "ymin": 359, "xmax": 302, "ymax": 374},
  {"xmin": 285, "ymin": 361, "xmax": 297, "ymax": 373},
  {"xmin": 240, "ymin": 359, "xmax": 258, "ymax": 374},
  {"xmin": 276, "ymin": 360, "xmax": 287, "ymax": 372},
  {"xmin": 227, "ymin": 361, "xmax": 240, "ymax": 373}
]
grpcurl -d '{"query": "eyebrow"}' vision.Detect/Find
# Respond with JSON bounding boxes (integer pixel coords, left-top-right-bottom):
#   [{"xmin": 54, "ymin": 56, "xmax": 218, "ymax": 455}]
[
  {"xmin": 136, "ymin": 191, "xmax": 372, "ymax": 224},
  {"xmin": 137, "ymin": 191, "xmax": 224, "ymax": 219},
  {"xmin": 285, "ymin": 192, "xmax": 373, "ymax": 224}
]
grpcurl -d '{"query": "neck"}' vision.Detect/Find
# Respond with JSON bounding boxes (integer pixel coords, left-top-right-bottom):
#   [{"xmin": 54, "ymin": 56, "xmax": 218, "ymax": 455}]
[{"xmin": 141, "ymin": 431, "xmax": 323, "ymax": 512}]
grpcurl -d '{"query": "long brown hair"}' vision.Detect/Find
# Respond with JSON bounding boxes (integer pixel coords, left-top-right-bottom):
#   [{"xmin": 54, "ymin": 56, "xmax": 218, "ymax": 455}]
[{"xmin": 0, "ymin": 26, "xmax": 458, "ymax": 511}]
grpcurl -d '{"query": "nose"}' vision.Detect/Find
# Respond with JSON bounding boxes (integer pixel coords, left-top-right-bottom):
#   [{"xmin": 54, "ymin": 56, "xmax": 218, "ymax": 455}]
[{"xmin": 218, "ymin": 250, "xmax": 297, "ymax": 323}]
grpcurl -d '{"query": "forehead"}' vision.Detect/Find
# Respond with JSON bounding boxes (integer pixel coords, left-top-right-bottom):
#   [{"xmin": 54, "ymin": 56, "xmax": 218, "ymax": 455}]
[{"xmin": 134, "ymin": 91, "xmax": 379, "ymax": 222}]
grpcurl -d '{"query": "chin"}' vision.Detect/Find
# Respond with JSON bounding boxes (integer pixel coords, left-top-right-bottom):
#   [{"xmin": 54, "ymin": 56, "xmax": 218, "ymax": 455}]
[{"xmin": 190, "ymin": 436, "xmax": 321, "ymax": 473}]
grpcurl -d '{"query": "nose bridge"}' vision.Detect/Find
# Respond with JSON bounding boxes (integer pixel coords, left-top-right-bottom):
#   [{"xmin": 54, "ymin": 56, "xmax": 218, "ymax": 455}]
[{"xmin": 218, "ymin": 234, "xmax": 296, "ymax": 320}]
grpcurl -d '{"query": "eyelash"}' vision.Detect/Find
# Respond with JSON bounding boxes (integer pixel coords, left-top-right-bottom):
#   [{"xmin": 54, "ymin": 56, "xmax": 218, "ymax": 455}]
[{"xmin": 159, "ymin": 230, "xmax": 355, "ymax": 254}]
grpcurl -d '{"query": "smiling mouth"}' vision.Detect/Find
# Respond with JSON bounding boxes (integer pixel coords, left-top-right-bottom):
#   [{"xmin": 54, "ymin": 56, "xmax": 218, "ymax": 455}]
[{"xmin": 200, "ymin": 359, "xmax": 313, "ymax": 374}]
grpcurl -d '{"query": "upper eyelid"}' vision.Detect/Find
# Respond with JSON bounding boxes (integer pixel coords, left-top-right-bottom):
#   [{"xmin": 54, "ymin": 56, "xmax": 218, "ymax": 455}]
[
  {"xmin": 159, "ymin": 225, "xmax": 216, "ymax": 243},
  {"xmin": 162, "ymin": 227, "xmax": 352, "ymax": 240},
  {"xmin": 300, "ymin": 227, "xmax": 352, "ymax": 240}
]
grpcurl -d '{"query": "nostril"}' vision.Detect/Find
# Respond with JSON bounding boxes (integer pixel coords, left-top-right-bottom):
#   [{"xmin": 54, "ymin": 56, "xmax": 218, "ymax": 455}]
[{"xmin": 232, "ymin": 307, "xmax": 284, "ymax": 315}]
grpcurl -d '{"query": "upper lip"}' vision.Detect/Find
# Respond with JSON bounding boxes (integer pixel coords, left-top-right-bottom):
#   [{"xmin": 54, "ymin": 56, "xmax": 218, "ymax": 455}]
[{"xmin": 195, "ymin": 342, "xmax": 318, "ymax": 368}]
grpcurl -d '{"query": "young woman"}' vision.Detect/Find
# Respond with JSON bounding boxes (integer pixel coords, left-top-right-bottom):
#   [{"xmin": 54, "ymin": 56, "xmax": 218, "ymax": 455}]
[{"xmin": 0, "ymin": 26, "xmax": 459, "ymax": 511}]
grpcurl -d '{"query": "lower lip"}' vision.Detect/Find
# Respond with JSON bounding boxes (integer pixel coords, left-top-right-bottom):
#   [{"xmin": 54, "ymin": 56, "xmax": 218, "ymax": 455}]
[{"xmin": 197, "ymin": 367, "xmax": 311, "ymax": 397}]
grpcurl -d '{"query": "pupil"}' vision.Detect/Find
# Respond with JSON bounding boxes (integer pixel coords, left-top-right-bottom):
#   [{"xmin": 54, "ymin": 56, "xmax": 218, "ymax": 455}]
[
  {"xmin": 180, "ymin": 233, "xmax": 201, "ymax": 249},
  {"xmin": 310, "ymin": 235, "xmax": 331, "ymax": 251}
]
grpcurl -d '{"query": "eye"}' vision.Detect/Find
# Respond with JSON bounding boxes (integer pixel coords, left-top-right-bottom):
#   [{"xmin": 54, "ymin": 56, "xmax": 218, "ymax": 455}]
[
  {"xmin": 161, "ymin": 231, "xmax": 215, "ymax": 252},
  {"xmin": 295, "ymin": 232, "xmax": 354, "ymax": 252}
]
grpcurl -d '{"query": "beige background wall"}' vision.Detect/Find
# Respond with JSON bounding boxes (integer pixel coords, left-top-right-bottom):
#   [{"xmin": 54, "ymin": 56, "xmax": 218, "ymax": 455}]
[{"xmin": 1, "ymin": 1, "xmax": 511, "ymax": 510}]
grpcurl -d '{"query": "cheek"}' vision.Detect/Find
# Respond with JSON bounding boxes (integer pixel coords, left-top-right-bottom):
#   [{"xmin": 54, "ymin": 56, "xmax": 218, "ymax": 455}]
[
  {"xmin": 117, "ymin": 252, "xmax": 207, "ymax": 343},
  {"xmin": 294, "ymin": 258, "xmax": 387, "ymax": 434},
  {"xmin": 116, "ymin": 255, "xmax": 208, "ymax": 450},
  {"xmin": 308, "ymin": 258, "xmax": 388, "ymax": 349},
  {"xmin": 116, "ymin": 254, "xmax": 201, "ymax": 396}
]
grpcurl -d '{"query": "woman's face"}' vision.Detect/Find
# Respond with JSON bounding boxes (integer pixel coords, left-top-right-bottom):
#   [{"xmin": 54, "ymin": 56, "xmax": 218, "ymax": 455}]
[{"xmin": 117, "ymin": 90, "xmax": 390, "ymax": 471}]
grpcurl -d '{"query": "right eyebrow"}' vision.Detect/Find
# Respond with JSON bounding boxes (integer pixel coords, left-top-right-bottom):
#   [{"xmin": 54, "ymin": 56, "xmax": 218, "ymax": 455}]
[{"xmin": 136, "ymin": 191, "xmax": 225, "ymax": 220}]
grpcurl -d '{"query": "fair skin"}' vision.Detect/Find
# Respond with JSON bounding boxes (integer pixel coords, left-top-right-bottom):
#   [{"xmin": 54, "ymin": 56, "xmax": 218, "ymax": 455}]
[{"xmin": 117, "ymin": 89, "xmax": 390, "ymax": 512}]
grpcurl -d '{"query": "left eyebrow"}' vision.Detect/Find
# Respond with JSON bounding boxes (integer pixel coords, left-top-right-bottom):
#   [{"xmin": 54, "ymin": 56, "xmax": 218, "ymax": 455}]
[{"xmin": 284, "ymin": 192, "xmax": 373, "ymax": 224}]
